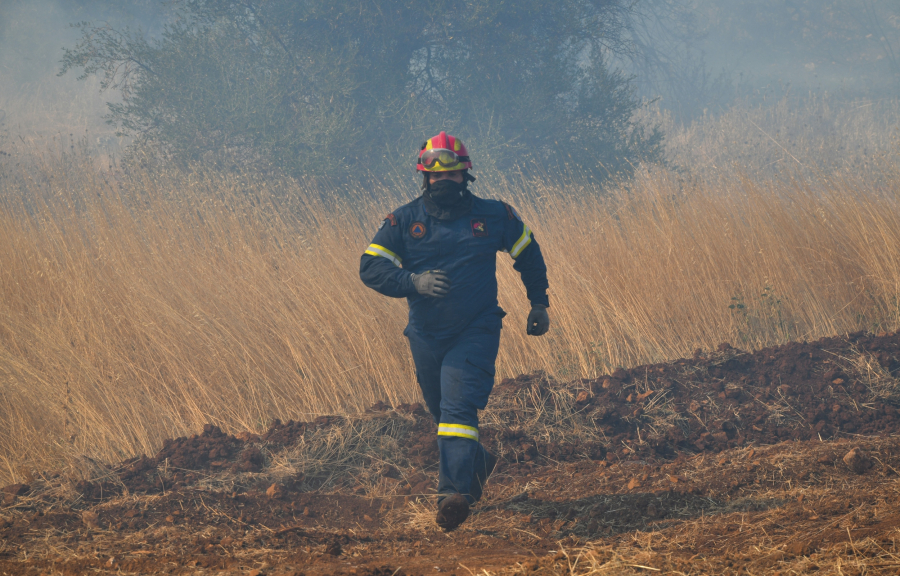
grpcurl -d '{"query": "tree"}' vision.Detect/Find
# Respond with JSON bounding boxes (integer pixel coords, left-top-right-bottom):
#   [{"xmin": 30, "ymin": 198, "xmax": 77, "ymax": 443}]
[{"xmin": 60, "ymin": 0, "xmax": 662, "ymax": 179}]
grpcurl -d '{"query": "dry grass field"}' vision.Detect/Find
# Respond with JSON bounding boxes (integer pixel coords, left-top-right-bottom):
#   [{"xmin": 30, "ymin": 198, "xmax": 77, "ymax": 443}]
[
  {"xmin": 2, "ymin": 97, "xmax": 900, "ymax": 574},
  {"xmin": 649, "ymin": 95, "xmax": 900, "ymax": 178},
  {"xmin": 1, "ymin": 131, "xmax": 899, "ymax": 484}
]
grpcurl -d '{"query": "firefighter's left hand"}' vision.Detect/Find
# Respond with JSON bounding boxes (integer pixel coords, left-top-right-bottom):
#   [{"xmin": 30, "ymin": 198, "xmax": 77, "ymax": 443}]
[{"xmin": 526, "ymin": 305, "xmax": 550, "ymax": 336}]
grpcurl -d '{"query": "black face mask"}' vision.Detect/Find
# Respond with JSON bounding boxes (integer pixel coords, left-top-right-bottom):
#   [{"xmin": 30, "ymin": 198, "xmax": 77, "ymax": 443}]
[
  {"xmin": 426, "ymin": 179, "xmax": 467, "ymax": 206},
  {"xmin": 423, "ymin": 178, "xmax": 473, "ymax": 220}
]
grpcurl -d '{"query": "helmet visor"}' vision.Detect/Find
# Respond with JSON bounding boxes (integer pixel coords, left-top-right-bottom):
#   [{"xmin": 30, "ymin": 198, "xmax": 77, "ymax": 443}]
[{"xmin": 419, "ymin": 148, "xmax": 470, "ymax": 170}]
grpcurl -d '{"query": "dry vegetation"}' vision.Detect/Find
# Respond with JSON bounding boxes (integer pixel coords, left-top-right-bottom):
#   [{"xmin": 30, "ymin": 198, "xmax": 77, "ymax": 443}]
[
  {"xmin": 3, "ymin": 13, "xmax": 900, "ymax": 569},
  {"xmin": 648, "ymin": 95, "xmax": 900, "ymax": 178},
  {"xmin": 1, "ymin": 107, "xmax": 899, "ymax": 485}
]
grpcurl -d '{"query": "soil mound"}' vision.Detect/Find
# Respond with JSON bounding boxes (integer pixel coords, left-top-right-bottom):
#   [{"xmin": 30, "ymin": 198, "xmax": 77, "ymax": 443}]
[
  {"xmin": 48, "ymin": 330, "xmax": 900, "ymax": 502},
  {"xmin": 3, "ymin": 330, "xmax": 900, "ymax": 574},
  {"xmin": 508, "ymin": 330, "xmax": 900, "ymax": 462}
]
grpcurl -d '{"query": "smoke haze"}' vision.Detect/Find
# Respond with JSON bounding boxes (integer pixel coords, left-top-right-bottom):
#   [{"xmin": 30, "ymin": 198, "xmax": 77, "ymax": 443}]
[
  {"xmin": 0, "ymin": 0, "xmax": 163, "ymax": 151},
  {"xmin": 1, "ymin": 0, "xmax": 898, "ymax": 155}
]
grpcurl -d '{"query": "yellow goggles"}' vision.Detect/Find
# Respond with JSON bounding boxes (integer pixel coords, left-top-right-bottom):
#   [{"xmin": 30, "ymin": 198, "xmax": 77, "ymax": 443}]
[{"xmin": 419, "ymin": 148, "xmax": 469, "ymax": 170}]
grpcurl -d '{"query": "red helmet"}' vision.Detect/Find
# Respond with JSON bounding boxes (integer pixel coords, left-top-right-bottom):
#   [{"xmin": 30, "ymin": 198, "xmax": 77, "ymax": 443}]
[{"xmin": 416, "ymin": 131, "xmax": 473, "ymax": 172}]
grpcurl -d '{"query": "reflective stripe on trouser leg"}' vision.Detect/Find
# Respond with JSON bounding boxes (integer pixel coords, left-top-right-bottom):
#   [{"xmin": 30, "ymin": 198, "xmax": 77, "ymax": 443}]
[
  {"xmin": 436, "ymin": 314, "xmax": 502, "ymax": 502},
  {"xmin": 438, "ymin": 423, "xmax": 479, "ymax": 440}
]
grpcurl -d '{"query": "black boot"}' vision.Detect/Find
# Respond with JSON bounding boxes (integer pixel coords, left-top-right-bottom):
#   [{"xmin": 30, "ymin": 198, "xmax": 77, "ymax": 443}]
[
  {"xmin": 435, "ymin": 493, "xmax": 470, "ymax": 531},
  {"xmin": 469, "ymin": 448, "xmax": 498, "ymax": 503}
]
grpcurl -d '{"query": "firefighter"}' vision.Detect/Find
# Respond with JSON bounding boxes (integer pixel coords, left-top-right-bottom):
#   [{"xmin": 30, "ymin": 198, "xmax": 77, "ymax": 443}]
[{"xmin": 359, "ymin": 131, "xmax": 550, "ymax": 531}]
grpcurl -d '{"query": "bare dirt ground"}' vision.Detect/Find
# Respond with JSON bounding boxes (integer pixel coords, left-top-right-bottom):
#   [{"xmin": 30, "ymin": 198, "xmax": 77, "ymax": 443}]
[{"xmin": 3, "ymin": 331, "xmax": 900, "ymax": 575}]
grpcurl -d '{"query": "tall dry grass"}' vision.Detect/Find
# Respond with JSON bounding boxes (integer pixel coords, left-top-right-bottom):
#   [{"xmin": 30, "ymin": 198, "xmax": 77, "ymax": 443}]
[
  {"xmin": 643, "ymin": 95, "xmax": 900, "ymax": 178},
  {"xmin": 1, "ymin": 142, "xmax": 899, "ymax": 484},
  {"xmin": 0, "ymin": 73, "xmax": 128, "ymax": 175}
]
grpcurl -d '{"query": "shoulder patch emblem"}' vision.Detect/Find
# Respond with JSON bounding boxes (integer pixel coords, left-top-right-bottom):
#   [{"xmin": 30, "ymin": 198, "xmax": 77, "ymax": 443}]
[
  {"xmin": 409, "ymin": 221, "xmax": 427, "ymax": 239},
  {"xmin": 502, "ymin": 202, "xmax": 521, "ymax": 221},
  {"xmin": 471, "ymin": 218, "xmax": 488, "ymax": 237}
]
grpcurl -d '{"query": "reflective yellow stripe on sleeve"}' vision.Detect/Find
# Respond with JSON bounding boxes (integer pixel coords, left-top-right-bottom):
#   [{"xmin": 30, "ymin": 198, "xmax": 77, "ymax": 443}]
[
  {"xmin": 364, "ymin": 244, "xmax": 402, "ymax": 267},
  {"xmin": 509, "ymin": 225, "xmax": 532, "ymax": 258},
  {"xmin": 437, "ymin": 423, "xmax": 479, "ymax": 441}
]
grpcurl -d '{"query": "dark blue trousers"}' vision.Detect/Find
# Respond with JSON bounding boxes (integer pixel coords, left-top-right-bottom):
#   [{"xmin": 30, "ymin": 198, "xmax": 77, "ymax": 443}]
[{"xmin": 405, "ymin": 313, "xmax": 502, "ymax": 503}]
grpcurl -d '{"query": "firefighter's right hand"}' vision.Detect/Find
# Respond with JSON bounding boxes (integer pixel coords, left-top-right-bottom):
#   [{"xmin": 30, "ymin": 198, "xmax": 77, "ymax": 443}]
[{"xmin": 410, "ymin": 270, "xmax": 450, "ymax": 298}]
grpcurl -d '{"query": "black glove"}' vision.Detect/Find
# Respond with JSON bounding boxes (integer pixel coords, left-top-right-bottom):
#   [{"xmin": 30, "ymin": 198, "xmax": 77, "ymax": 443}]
[
  {"xmin": 526, "ymin": 304, "xmax": 550, "ymax": 336},
  {"xmin": 410, "ymin": 270, "xmax": 450, "ymax": 298}
]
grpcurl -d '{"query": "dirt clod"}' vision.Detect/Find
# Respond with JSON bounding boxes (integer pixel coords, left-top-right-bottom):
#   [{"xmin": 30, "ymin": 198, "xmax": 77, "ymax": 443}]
[
  {"xmin": 266, "ymin": 483, "xmax": 284, "ymax": 498},
  {"xmin": 785, "ymin": 540, "xmax": 816, "ymax": 557},
  {"xmin": 81, "ymin": 510, "xmax": 100, "ymax": 529},
  {"xmin": 843, "ymin": 447, "xmax": 872, "ymax": 474},
  {"xmin": 1, "ymin": 483, "xmax": 29, "ymax": 496}
]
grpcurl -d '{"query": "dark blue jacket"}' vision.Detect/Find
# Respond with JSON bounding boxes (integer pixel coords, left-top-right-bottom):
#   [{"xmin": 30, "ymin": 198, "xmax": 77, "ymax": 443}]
[{"xmin": 359, "ymin": 195, "xmax": 549, "ymax": 337}]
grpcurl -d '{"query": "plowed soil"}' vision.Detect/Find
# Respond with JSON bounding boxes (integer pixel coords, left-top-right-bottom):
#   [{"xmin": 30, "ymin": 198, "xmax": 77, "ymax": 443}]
[{"xmin": 3, "ymin": 331, "xmax": 900, "ymax": 575}]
